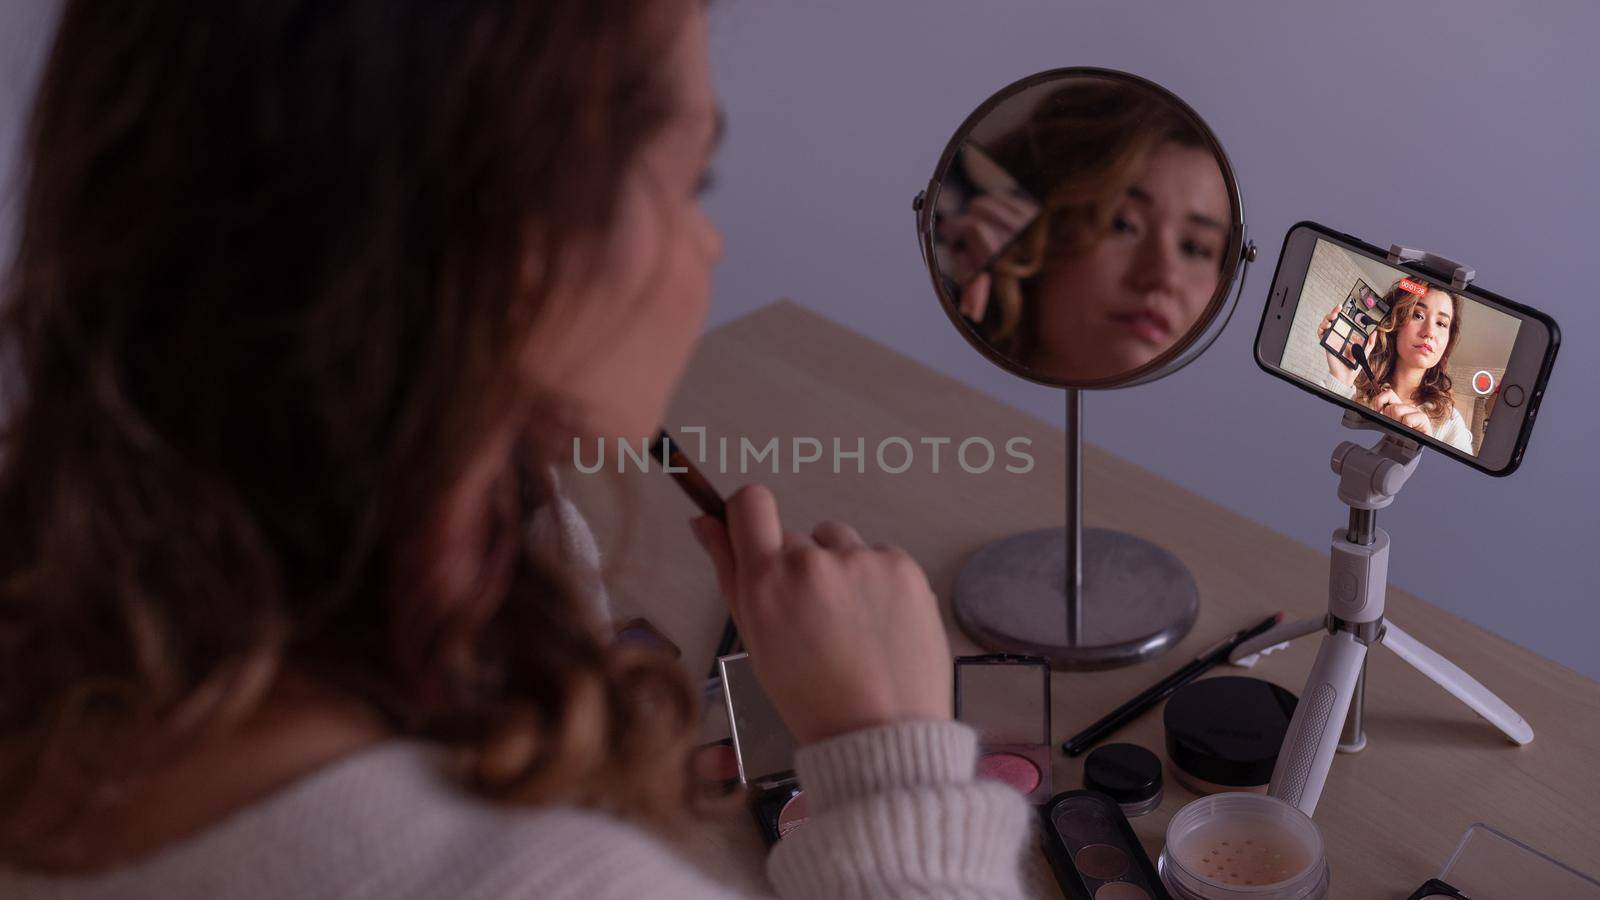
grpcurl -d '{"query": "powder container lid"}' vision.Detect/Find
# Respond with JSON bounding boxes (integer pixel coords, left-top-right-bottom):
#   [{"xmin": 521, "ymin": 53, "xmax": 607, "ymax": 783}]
[
  {"xmin": 1163, "ymin": 676, "xmax": 1297, "ymax": 788},
  {"xmin": 1082, "ymin": 742, "xmax": 1162, "ymax": 805}
]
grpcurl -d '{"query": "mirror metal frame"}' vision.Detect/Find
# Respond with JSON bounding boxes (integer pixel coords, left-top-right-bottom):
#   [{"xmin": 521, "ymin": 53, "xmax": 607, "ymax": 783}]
[{"xmin": 915, "ymin": 66, "xmax": 1249, "ymax": 390}]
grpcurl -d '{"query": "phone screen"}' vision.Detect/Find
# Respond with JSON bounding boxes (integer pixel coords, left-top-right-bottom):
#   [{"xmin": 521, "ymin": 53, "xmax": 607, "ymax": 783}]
[{"xmin": 1279, "ymin": 237, "xmax": 1522, "ymax": 457}]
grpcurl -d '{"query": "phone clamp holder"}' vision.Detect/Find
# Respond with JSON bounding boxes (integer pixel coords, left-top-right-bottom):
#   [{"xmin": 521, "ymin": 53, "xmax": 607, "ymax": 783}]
[
  {"xmin": 1387, "ymin": 244, "xmax": 1475, "ymax": 291},
  {"xmin": 1228, "ymin": 248, "xmax": 1534, "ymax": 818}
]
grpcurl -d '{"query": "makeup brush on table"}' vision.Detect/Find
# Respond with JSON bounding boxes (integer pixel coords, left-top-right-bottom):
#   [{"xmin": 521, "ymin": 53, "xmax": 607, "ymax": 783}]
[{"xmin": 1061, "ymin": 612, "xmax": 1284, "ymax": 757}]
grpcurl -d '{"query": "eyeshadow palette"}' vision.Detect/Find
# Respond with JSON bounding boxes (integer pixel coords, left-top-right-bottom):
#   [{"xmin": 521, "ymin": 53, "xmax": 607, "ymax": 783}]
[
  {"xmin": 1319, "ymin": 277, "xmax": 1389, "ymax": 371},
  {"xmin": 1039, "ymin": 791, "xmax": 1171, "ymax": 900},
  {"xmin": 1405, "ymin": 879, "xmax": 1468, "ymax": 899}
]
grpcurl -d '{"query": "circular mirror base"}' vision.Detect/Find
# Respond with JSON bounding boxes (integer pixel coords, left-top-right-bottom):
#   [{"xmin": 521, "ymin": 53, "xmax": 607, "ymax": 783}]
[{"xmin": 952, "ymin": 527, "xmax": 1197, "ymax": 670}]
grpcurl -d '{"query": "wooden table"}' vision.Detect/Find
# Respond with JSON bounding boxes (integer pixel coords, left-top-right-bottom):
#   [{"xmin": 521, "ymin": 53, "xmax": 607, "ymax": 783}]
[{"xmin": 570, "ymin": 301, "xmax": 1600, "ymax": 899}]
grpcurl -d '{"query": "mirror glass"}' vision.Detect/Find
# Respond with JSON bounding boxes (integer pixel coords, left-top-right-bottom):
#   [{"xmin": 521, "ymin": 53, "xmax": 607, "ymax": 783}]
[{"xmin": 924, "ymin": 70, "xmax": 1245, "ymax": 387}]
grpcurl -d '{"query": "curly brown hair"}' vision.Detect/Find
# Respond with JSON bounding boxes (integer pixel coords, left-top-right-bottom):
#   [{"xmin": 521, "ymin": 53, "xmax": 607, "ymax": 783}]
[
  {"xmin": 0, "ymin": 0, "xmax": 703, "ymax": 866},
  {"xmin": 1354, "ymin": 281, "xmax": 1464, "ymax": 425}
]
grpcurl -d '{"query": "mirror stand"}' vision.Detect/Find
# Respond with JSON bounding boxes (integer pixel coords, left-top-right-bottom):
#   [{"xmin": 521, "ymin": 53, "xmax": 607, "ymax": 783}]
[{"xmin": 952, "ymin": 389, "xmax": 1198, "ymax": 669}]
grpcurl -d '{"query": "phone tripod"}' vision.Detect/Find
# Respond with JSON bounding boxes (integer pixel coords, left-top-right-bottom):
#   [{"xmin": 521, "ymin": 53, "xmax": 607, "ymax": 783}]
[{"xmin": 1228, "ymin": 412, "xmax": 1534, "ymax": 816}]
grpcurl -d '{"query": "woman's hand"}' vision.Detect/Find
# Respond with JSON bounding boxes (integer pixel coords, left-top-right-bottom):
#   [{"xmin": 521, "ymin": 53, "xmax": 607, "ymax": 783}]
[
  {"xmin": 690, "ymin": 485, "xmax": 952, "ymax": 744},
  {"xmin": 1370, "ymin": 387, "xmax": 1432, "ymax": 435},
  {"xmin": 1317, "ymin": 302, "xmax": 1357, "ymax": 386},
  {"xmin": 940, "ymin": 192, "xmax": 1037, "ymax": 281},
  {"xmin": 959, "ymin": 270, "xmax": 991, "ymax": 322}
]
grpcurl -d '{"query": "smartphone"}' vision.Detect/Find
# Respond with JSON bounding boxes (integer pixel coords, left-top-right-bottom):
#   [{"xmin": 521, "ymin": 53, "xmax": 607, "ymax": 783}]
[{"xmin": 1255, "ymin": 221, "xmax": 1558, "ymax": 476}]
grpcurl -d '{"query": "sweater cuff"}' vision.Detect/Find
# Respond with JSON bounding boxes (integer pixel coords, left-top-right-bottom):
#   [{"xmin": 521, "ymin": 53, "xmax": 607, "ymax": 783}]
[
  {"xmin": 795, "ymin": 720, "xmax": 978, "ymax": 815},
  {"xmin": 1319, "ymin": 370, "xmax": 1357, "ymax": 398}
]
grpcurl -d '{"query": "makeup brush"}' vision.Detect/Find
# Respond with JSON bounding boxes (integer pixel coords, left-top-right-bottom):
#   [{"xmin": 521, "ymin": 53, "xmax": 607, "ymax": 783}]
[
  {"xmin": 1061, "ymin": 612, "xmax": 1284, "ymax": 757},
  {"xmin": 1350, "ymin": 343, "xmax": 1378, "ymax": 383},
  {"xmin": 650, "ymin": 429, "xmax": 739, "ymax": 682}
]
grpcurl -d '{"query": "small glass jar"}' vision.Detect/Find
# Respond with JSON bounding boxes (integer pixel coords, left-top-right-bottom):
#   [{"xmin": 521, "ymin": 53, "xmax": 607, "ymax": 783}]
[
  {"xmin": 1158, "ymin": 793, "xmax": 1329, "ymax": 900},
  {"xmin": 1083, "ymin": 742, "xmax": 1163, "ymax": 817}
]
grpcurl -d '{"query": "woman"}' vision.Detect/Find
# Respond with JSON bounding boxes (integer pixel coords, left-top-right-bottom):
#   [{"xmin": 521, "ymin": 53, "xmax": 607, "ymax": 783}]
[
  {"xmin": 0, "ymin": 2, "xmax": 1029, "ymax": 897},
  {"xmin": 945, "ymin": 79, "xmax": 1232, "ymax": 383},
  {"xmin": 1318, "ymin": 280, "xmax": 1476, "ymax": 453}
]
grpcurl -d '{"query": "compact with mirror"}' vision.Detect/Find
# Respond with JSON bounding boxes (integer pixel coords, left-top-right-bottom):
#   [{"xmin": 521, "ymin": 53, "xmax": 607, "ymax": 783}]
[
  {"xmin": 719, "ymin": 652, "xmax": 806, "ymax": 846},
  {"xmin": 954, "ymin": 654, "xmax": 1053, "ymax": 803},
  {"xmin": 914, "ymin": 68, "xmax": 1257, "ymax": 668}
]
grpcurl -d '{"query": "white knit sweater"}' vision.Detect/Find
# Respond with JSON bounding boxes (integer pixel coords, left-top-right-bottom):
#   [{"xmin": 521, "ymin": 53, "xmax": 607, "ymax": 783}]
[
  {"xmin": 1319, "ymin": 372, "xmax": 1476, "ymax": 453},
  {"xmin": 1, "ymin": 723, "xmax": 1031, "ymax": 899},
  {"xmin": 1, "ymin": 490, "xmax": 1033, "ymax": 898}
]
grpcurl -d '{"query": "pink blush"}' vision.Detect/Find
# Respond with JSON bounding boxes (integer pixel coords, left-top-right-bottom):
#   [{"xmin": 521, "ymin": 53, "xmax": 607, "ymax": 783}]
[
  {"xmin": 977, "ymin": 751, "xmax": 1041, "ymax": 794},
  {"xmin": 777, "ymin": 792, "xmax": 808, "ymax": 838}
]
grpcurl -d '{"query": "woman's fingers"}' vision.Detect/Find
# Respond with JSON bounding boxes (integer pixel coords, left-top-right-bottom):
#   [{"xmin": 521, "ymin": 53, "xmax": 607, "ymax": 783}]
[
  {"xmin": 1373, "ymin": 396, "xmax": 1430, "ymax": 434},
  {"xmin": 725, "ymin": 484, "xmax": 784, "ymax": 568},
  {"xmin": 812, "ymin": 520, "xmax": 866, "ymax": 550},
  {"xmin": 945, "ymin": 215, "xmax": 1006, "ymax": 278},
  {"xmin": 1385, "ymin": 404, "xmax": 1430, "ymax": 433},
  {"xmin": 964, "ymin": 219, "xmax": 1008, "ymax": 264},
  {"xmin": 997, "ymin": 190, "xmax": 1040, "ymax": 222},
  {"xmin": 960, "ymin": 271, "xmax": 991, "ymax": 321},
  {"xmin": 690, "ymin": 515, "xmax": 738, "ymax": 616},
  {"xmin": 1318, "ymin": 308, "xmax": 1338, "ymax": 340},
  {"xmin": 968, "ymin": 194, "xmax": 1034, "ymax": 232}
]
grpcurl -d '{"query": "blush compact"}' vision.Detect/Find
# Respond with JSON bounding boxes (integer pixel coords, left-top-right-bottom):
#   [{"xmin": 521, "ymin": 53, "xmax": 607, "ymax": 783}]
[
  {"xmin": 719, "ymin": 652, "xmax": 806, "ymax": 846},
  {"xmin": 955, "ymin": 653, "xmax": 1052, "ymax": 804}
]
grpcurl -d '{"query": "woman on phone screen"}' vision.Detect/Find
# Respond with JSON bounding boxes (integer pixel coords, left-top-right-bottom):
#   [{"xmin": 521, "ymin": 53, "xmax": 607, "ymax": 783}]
[{"xmin": 1318, "ymin": 280, "xmax": 1476, "ymax": 453}]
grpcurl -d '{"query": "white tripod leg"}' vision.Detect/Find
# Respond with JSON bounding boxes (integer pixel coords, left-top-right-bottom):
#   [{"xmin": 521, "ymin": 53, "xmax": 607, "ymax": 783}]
[
  {"xmin": 1268, "ymin": 630, "xmax": 1367, "ymax": 817},
  {"xmin": 1229, "ymin": 616, "xmax": 1324, "ymax": 666},
  {"xmin": 1381, "ymin": 622, "xmax": 1534, "ymax": 745}
]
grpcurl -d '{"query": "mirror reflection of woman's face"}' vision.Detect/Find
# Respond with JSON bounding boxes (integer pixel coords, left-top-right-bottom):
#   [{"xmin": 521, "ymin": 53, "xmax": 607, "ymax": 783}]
[
  {"xmin": 1029, "ymin": 141, "xmax": 1229, "ymax": 380},
  {"xmin": 1395, "ymin": 288, "xmax": 1454, "ymax": 372}
]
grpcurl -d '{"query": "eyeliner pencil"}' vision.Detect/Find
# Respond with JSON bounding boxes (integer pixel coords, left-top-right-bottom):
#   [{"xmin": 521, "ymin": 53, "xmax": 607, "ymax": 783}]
[
  {"xmin": 1061, "ymin": 612, "xmax": 1283, "ymax": 757},
  {"xmin": 650, "ymin": 429, "xmax": 739, "ymax": 681}
]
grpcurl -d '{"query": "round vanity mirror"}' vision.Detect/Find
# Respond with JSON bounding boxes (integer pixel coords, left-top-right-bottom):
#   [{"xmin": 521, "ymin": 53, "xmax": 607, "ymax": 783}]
[{"xmin": 914, "ymin": 68, "xmax": 1256, "ymax": 668}]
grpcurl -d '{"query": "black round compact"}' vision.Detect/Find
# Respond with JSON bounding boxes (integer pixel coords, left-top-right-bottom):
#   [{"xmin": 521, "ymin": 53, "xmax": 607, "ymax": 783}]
[
  {"xmin": 1163, "ymin": 676, "xmax": 1298, "ymax": 794},
  {"xmin": 1082, "ymin": 742, "xmax": 1163, "ymax": 816}
]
